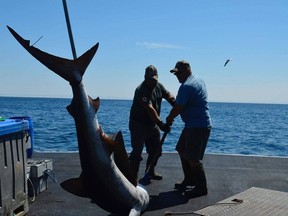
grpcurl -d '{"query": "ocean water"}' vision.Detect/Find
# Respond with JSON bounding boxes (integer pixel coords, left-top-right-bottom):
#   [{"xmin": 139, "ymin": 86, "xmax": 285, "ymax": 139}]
[{"xmin": 1, "ymin": 96, "xmax": 288, "ymax": 157}]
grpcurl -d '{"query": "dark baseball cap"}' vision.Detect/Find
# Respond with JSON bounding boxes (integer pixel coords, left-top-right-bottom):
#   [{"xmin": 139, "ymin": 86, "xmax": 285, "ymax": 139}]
[
  {"xmin": 145, "ymin": 65, "xmax": 158, "ymax": 80},
  {"xmin": 170, "ymin": 60, "xmax": 190, "ymax": 73}
]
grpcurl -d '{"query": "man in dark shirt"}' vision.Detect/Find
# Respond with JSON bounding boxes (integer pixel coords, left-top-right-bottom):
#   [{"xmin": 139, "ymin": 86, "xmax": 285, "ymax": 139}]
[{"xmin": 129, "ymin": 65, "xmax": 175, "ymax": 184}]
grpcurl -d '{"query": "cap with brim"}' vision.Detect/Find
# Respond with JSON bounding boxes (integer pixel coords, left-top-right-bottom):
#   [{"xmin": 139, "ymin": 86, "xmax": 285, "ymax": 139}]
[
  {"xmin": 170, "ymin": 60, "xmax": 190, "ymax": 73},
  {"xmin": 145, "ymin": 65, "xmax": 158, "ymax": 80}
]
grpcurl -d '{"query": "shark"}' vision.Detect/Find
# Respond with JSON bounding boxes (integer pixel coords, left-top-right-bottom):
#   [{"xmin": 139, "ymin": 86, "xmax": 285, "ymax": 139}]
[{"xmin": 7, "ymin": 26, "xmax": 149, "ymax": 216}]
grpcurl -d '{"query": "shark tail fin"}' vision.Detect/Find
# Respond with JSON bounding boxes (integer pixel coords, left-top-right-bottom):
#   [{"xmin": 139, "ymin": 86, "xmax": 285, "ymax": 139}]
[{"xmin": 7, "ymin": 26, "xmax": 99, "ymax": 85}]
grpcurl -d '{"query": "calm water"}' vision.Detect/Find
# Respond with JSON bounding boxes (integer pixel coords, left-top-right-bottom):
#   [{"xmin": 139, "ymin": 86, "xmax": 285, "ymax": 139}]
[{"xmin": 1, "ymin": 97, "xmax": 288, "ymax": 157}]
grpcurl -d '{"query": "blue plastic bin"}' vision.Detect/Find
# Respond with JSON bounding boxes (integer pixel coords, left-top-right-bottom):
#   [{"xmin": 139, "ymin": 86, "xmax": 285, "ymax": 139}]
[{"xmin": 0, "ymin": 119, "xmax": 29, "ymax": 136}]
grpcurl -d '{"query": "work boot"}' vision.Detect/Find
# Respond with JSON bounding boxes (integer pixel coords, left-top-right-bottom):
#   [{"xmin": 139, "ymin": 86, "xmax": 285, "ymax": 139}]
[
  {"xmin": 184, "ymin": 163, "xmax": 207, "ymax": 199},
  {"xmin": 174, "ymin": 158, "xmax": 195, "ymax": 190},
  {"xmin": 149, "ymin": 168, "xmax": 162, "ymax": 180},
  {"xmin": 129, "ymin": 160, "xmax": 140, "ymax": 181},
  {"xmin": 146, "ymin": 155, "xmax": 162, "ymax": 180}
]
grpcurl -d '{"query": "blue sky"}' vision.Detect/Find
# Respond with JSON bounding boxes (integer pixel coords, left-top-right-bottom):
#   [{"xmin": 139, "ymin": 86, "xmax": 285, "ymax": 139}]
[{"xmin": 1, "ymin": 1, "xmax": 288, "ymax": 104}]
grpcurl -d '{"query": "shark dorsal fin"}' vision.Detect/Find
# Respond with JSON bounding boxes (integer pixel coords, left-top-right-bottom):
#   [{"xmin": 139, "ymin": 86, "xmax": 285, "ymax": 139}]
[{"xmin": 91, "ymin": 96, "xmax": 100, "ymax": 113}]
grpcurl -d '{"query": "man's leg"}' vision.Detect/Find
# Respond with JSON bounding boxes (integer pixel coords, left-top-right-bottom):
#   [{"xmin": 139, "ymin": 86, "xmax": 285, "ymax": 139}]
[
  {"xmin": 184, "ymin": 128, "xmax": 211, "ymax": 198},
  {"xmin": 174, "ymin": 156, "xmax": 195, "ymax": 190},
  {"xmin": 145, "ymin": 127, "xmax": 162, "ymax": 180},
  {"xmin": 175, "ymin": 129, "xmax": 195, "ymax": 189},
  {"xmin": 129, "ymin": 121, "xmax": 145, "ymax": 181},
  {"xmin": 184, "ymin": 160, "xmax": 207, "ymax": 198}
]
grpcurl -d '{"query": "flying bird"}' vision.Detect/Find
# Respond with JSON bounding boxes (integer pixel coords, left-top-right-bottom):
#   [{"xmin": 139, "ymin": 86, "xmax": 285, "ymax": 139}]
[{"xmin": 224, "ymin": 58, "xmax": 232, "ymax": 67}]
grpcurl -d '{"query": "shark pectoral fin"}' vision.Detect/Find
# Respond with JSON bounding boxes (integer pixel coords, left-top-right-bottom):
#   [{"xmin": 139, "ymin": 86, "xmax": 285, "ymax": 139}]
[
  {"xmin": 60, "ymin": 177, "xmax": 88, "ymax": 198},
  {"xmin": 114, "ymin": 131, "xmax": 137, "ymax": 187},
  {"xmin": 66, "ymin": 104, "xmax": 74, "ymax": 116}
]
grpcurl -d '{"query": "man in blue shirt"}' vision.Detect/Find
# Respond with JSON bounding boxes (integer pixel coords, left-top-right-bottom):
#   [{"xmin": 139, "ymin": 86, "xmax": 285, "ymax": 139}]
[{"xmin": 166, "ymin": 60, "xmax": 212, "ymax": 198}]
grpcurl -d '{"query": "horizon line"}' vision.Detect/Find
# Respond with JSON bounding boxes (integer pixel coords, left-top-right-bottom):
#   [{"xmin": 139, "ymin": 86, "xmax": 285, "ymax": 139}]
[{"xmin": 1, "ymin": 95, "xmax": 288, "ymax": 105}]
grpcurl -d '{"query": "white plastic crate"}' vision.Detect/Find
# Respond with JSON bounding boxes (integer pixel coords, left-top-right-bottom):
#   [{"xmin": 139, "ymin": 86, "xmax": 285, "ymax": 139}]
[{"xmin": 27, "ymin": 158, "xmax": 54, "ymax": 197}]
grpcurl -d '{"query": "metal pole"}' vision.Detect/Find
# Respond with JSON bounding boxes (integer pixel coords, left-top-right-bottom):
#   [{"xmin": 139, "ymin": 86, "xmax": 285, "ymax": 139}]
[{"xmin": 62, "ymin": 0, "xmax": 77, "ymax": 59}]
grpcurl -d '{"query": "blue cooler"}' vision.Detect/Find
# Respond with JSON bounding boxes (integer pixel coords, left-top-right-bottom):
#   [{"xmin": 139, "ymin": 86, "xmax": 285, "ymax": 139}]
[{"xmin": 10, "ymin": 116, "xmax": 34, "ymax": 158}]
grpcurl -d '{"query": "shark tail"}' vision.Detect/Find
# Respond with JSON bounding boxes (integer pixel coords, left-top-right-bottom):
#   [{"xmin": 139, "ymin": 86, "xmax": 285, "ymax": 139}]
[{"xmin": 7, "ymin": 26, "xmax": 99, "ymax": 85}]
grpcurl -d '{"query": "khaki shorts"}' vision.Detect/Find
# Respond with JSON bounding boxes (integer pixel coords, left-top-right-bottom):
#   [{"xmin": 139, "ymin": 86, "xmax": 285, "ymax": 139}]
[{"xmin": 176, "ymin": 127, "xmax": 211, "ymax": 161}]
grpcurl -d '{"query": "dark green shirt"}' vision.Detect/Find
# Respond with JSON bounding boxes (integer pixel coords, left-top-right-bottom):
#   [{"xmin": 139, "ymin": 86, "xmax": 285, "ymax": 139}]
[{"xmin": 130, "ymin": 81, "xmax": 170, "ymax": 125}]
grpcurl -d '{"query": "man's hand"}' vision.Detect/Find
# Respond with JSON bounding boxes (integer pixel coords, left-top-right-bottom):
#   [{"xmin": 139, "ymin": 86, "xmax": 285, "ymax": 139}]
[
  {"xmin": 166, "ymin": 116, "xmax": 174, "ymax": 126},
  {"xmin": 157, "ymin": 121, "xmax": 171, "ymax": 133}
]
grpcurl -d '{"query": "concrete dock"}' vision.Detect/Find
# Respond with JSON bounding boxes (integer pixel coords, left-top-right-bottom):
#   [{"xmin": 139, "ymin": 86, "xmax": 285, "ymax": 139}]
[{"xmin": 27, "ymin": 153, "xmax": 288, "ymax": 216}]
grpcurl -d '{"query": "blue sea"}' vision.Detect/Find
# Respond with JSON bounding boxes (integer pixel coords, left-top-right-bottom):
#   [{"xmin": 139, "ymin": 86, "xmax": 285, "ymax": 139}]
[{"xmin": 1, "ymin": 96, "xmax": 288, "ymax": 157}]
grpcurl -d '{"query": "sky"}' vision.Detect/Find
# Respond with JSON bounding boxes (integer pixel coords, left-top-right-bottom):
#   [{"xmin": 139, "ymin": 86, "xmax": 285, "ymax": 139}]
[{"xmin": 1, "ymin": 1, "xmax": 288, "ymax": 104}]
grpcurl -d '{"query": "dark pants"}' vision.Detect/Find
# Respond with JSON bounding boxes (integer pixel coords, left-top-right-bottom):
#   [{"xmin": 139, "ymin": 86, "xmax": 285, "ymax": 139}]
[
  {"xmin": 176, "ymin": 127, "xmax": 211, "ymax": 161},
  {"xmin": 129, "ymin": 120, "xmax": 161, "ymax": 162}
]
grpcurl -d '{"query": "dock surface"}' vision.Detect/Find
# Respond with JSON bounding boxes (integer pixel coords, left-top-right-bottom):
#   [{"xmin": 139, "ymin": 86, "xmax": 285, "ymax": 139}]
[{"xmin": 27, "ymin": 153, "xmax": 288, "ymax": 216}]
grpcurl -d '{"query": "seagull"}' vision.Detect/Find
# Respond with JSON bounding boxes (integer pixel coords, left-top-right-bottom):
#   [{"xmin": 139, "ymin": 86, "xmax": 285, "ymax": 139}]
[{"xmin": 224, "ymin": 58, "xmax": 232, "ymax": 67}]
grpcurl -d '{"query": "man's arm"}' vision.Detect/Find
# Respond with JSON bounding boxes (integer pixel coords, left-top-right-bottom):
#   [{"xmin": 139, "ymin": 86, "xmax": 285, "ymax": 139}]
[
  {"xmin": 166, "ymin": 104, "xmax": 184, "ymax": 123},
  {"xmin": 143, "ymin": 103, "xmax": 161, "ymax": 125},
  {"xmin": 143, "ymin": 103, "xmax": 171, "ymax": 132},
  {"xmin": 164, "ymin": 92, "xmax": 176, "ymax": 107}
]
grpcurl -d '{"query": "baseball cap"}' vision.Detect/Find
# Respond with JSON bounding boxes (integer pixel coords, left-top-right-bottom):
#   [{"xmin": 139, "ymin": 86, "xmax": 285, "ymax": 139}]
[
  {"xmin": 170, "ymin": 60, "xmax": 190, "ymax": 73},
  {"xmin": 145, "ymin": 65, "xmax": 158, "ymax": 80}
]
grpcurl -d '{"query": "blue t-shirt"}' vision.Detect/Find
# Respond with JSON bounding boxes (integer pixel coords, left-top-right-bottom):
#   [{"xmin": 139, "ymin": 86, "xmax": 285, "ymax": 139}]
[{"xmin": 176, "ymin": 74, "xmax": 212, "ymax": 128}]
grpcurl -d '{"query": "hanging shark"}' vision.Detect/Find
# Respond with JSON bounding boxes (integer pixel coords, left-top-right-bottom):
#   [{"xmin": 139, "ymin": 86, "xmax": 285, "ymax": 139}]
[{"xmin": 7, "ymin": 26, "xmax": 149, "ymax": 216}]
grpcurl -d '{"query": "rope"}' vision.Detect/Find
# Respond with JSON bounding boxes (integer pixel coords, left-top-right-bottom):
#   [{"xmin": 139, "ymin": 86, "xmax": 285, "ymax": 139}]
[
  {"xmin": 43, "ymin": 169, "xmax": 58, "ymax": 183},
  {"xmin": 27, "ymin": 178, "xmax": 36, "ymax": 202}
]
